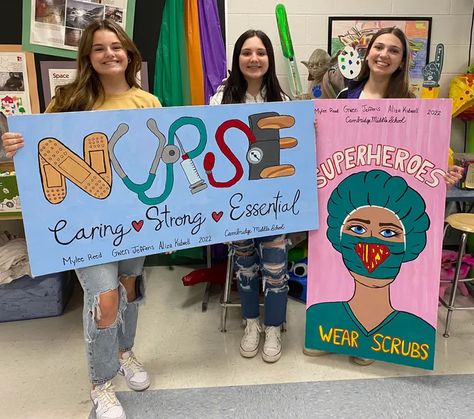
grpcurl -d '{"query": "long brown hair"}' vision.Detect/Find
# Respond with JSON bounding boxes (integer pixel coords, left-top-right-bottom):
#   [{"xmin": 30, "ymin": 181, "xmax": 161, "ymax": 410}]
[
  {"xmin": 49, "ymin": 19, "xmax": 142, "ymax": 112},
  {"xmin": 221, "ymin": 29, "xmax": 287, "ymax": 104},
  {"xmin": 357, "ymin": 27, "xmax": 414, "ymax": 98}
]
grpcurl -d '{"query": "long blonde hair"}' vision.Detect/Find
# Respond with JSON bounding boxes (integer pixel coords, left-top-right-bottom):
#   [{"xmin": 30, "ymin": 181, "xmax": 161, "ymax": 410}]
[{"xmin": 49, "ymin": 19, "xmax": 142, "ymax": 112}]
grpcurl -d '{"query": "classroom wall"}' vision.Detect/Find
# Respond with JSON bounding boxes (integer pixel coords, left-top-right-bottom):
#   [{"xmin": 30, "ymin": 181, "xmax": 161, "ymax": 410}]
[
  {"xmin": 225, "ymin": 0, "xmax": 474, "ymax": 151},
  {"xmin": 2, "ymin": 1, "xmax": 225, "ymax": 110}
]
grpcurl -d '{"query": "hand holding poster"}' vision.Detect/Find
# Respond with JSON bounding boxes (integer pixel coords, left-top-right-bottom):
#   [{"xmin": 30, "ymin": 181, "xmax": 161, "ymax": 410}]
[
  {"xmin": 9, "ymin": 100, "xmax": 318, "ymax": 276},
  {"xmin": 305, "ymin": 99, "xmax": 451, "ymax": 370}
]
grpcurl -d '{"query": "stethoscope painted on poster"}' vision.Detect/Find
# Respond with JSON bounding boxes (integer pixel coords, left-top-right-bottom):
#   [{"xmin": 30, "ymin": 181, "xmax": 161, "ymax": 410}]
[{"xmin": 108, "ymin": 116, "xmax": 208, "ymax": 205}]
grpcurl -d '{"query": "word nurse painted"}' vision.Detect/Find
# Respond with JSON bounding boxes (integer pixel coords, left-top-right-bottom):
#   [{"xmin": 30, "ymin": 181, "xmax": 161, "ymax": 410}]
[{"xmin": 9, "ymin": 100, "xmax": 318, "ymax": 276}]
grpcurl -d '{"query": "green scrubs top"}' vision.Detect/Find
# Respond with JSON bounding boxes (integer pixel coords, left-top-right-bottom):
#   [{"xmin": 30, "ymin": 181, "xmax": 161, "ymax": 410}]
[{"xmin": 305, "ymin": 301, "xmax": 435, "ymax": 369}]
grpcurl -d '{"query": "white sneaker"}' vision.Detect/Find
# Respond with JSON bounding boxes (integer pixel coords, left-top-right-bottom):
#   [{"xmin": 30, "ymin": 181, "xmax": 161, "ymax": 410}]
[
  {"xmin": 350, "ymin": 356, "xmax": 375, "ymax": 366},
  {"xmin": 118, "ymin": 351, "xmax": 150, "ymax": 391},
  {"xmin": 303, "ymin": 347, "xmax": 331, "ymax": 357},
  {"xmin": 240, "ymin": 318, "xmax": 262, "ymax": 358},
  {"xmin": 262, "ymin": 326, "xmax": 282, "ymax": 363},
  {"xmin": 90, "ymin": 381, "xmax": 126, "ymax": 419}
]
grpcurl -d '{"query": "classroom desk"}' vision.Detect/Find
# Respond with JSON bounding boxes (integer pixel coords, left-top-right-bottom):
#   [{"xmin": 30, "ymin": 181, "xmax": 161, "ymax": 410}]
[
  {"xmin": 446, "ymin": 187, "xmax": 474, "ymax": 202},
  {"xmin": 446, "ymin": 187, "xmax": 474, "ymax": 212}
]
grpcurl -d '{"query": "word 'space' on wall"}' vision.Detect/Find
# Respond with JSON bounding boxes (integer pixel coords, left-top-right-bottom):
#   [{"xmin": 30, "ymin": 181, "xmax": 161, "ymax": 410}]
[{"xmin": 10, "ymin": 101, "xmax": 318, "ymax": 276}]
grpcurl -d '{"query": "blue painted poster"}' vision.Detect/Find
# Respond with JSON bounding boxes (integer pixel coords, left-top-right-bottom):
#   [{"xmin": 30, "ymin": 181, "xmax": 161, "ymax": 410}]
[{"xmin": 9, "ymin": 101, "xmax": 318, "ymax": 276}]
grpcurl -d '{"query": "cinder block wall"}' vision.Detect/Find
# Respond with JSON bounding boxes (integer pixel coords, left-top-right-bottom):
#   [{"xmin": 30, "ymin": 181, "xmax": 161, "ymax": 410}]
[{"xmin": 225, "ymin": 0, "xmax": 473, "ymax": 151}]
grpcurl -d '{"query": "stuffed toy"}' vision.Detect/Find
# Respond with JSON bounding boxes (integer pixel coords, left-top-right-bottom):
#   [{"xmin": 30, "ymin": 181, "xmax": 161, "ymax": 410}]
[{"xmin": 301, "ymin": 49, "xmax": 330, "ymax": 98}]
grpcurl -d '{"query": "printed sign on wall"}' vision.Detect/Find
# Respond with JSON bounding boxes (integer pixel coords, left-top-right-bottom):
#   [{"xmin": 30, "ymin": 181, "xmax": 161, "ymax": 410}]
[
  {"xmin": 304, "ymin": 99, "xmax": 451, "ymax": 370},
  {"xmin": 0, "ymin": 45, "xmax": 39, "ymax": 115},
  {"xmin": 9, "ymin": 101, "xmax": 318, "ymax": 276},
  {"xmin": 23, "ymin": 0, "xmax": 135, "ymax": 58}
]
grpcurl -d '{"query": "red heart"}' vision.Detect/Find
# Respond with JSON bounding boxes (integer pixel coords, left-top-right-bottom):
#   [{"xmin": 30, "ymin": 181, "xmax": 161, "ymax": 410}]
[
  {"xmin": 132, "ymin": 220, "xmax": 144, "ymax": 232},
  {"xmin": 212, "ymin": 211, "xmax": 223, "ymax": 222}
]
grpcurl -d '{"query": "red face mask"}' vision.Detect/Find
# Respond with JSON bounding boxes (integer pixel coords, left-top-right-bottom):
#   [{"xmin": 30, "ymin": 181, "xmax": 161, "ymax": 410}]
[{"xmin": 354, "ymin": 242, "xmax": 391, "ymax": 273}]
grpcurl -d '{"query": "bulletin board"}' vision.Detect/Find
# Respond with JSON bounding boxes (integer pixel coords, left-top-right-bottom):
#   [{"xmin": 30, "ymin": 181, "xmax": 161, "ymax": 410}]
[{"xmin": 1, "ymin": 1, "xmax": 225, "ymax": 111}]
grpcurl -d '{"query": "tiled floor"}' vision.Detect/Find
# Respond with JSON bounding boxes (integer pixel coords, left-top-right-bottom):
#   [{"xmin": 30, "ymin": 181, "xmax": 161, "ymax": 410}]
[{"xmin": 2, "ymin": 265, "xmax": 474, "ymax": 418}]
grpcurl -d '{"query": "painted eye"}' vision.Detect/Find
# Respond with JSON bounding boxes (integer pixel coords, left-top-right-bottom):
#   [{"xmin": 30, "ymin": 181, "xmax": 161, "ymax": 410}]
[
  {"xmin": 349, "ymin": 225, "xmax": 366, "ymax": 235},
  {"xmin": 380, "ymin": 229, "xmax": 397, "ymax": 238}
]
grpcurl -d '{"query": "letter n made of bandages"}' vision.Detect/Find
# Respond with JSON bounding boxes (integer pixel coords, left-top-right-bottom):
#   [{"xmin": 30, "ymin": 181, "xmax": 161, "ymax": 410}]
[{"xmin": 37, "ymin": 133, "xmax": 112, "ymax": 204}]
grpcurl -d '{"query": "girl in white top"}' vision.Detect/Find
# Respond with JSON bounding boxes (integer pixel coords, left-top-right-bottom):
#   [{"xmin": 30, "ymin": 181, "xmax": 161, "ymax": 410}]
[{"xmin": 209, "ymin": 29, "xmax": 290, "ymax": 363}]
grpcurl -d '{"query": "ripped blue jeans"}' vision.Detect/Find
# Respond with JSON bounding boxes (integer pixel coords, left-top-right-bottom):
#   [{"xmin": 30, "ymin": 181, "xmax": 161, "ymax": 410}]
[
  {"xmin": 75, "ymin": 257, "xmax": 145, "ymax": 385},
  {"xmin": 230, "ymin": 235, "xmax": 288, "ymax": 327}
]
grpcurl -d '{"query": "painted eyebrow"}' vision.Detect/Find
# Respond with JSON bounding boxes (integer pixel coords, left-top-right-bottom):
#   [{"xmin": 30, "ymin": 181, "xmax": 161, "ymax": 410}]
[
  {"xmin": 379, "ymin": 222, "xmax": 402, "ymax": 229},
  {"xmin": 347, "ymin": 218, "xmax": 370, "ymax": 224}
]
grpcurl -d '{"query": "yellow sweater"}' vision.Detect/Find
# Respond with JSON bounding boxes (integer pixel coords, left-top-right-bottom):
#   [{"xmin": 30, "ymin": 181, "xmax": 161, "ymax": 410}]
[{"xmin": 46, "ymin": 87, "xmax": 161, "ymax": 112}]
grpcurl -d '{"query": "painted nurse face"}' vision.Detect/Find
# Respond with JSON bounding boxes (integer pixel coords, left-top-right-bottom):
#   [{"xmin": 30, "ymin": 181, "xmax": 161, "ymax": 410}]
[
  {"xmin": 344, "ymin": 206, "xmax": 405, "ymax": 243},
  {"xmin": 342, "ymin": 206, "xmax": 405, "ymax": 288}
]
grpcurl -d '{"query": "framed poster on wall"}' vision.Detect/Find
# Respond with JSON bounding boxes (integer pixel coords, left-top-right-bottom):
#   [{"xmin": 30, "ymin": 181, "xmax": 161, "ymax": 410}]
[
  {"xmin": 328, "ymin": 16, "xmax": 432, "ymax": 96},
  {"xmin": 39, "ymin": 60, "xmax": 150, "ymax": 105},
  {"xmin": 0, "ymin": 45, "xmax": 39, "ymax": 115},
  {"xmin": 22, "ymin": 0, "xmax": 137, "ymax": 59}
]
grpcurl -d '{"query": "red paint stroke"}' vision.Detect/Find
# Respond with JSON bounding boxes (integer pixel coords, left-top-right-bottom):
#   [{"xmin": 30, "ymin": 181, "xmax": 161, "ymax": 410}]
[{"xmin": 204, "ymin": 119, "xmax": 255, "ymax": 188}]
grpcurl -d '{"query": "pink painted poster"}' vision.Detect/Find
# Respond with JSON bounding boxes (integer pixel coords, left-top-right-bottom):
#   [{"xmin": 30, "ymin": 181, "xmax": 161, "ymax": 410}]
[{"xmin": 305, "ymin": 99, "xmax": 451, "ymax": 370}]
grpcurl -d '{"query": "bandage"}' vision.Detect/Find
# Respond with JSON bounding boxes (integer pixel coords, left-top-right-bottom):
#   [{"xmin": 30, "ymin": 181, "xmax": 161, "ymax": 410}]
[
  {"xmin": 83, "ymin": 132, "xmax": 112, "ymax": 185},
  {"xmin": 38, "ymin": 138, "xmax": 111, "ymax": 199},
  {"xmin": 38, "ymin": 155, "xmax": 67, "ymax": 204}
]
